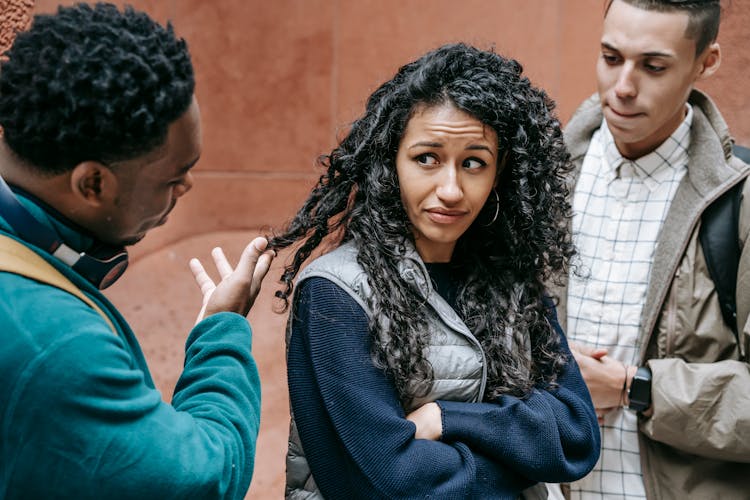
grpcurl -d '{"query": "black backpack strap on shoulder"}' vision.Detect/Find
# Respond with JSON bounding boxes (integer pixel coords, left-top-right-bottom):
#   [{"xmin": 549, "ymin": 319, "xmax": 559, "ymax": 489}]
[
  {"xmin": 733, "ymin": 144, "xmax": 750, "ymax": 164},
  {"xmin": 699, "ymin": 144, "xmax": 748, "ymax": 345}
]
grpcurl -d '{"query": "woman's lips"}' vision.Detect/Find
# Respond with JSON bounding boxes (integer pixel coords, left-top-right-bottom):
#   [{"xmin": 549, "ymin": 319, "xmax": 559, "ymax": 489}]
[{"xmin": 425, "ymin": 209, "xmax": 468, "ymax": 224}]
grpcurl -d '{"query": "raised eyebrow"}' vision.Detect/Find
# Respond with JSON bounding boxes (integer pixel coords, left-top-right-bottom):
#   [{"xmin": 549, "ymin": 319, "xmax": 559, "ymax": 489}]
[
  {"xmin": 408, "ymin": 142, "xmax": 495, "ymax": 156},
  {"xmin": 466, "ymin": 144, "xmax": 496, "ymax": 158},
  {"xmin": 408, "ymin": 141, "xmax": 443, "ymax": 150}
]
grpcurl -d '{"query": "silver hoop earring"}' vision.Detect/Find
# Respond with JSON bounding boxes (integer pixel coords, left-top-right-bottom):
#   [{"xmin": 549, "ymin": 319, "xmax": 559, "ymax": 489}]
[{"xmin": 483, "ymin": 189, "xmax": 500, "ymax": 226}]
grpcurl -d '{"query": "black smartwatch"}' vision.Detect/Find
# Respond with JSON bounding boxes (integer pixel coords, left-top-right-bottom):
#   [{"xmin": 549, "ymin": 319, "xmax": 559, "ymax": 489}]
[{"xmin": 628, "ymin": 366, "xmax": 652, "ymax": 412}]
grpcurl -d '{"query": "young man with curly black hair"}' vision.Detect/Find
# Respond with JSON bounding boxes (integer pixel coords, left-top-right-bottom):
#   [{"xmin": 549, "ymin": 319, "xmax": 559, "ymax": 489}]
[
  {"xmin": 0, "ymin": 4, "xmax": 273, "ymax": 499},
  {"xmin": 550, "ymin": 0, "xmax": 750, "ymax": 498}
]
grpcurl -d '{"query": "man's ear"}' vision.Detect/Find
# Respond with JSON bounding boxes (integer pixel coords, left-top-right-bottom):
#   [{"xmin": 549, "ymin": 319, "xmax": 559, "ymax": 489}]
[
  {"xmin": 697, "ymin": 42, "xmax": 721, "ymax": 81},
  {"xmin": 68, "ymin": 161, "xmax": 118, "ymax": 207}
]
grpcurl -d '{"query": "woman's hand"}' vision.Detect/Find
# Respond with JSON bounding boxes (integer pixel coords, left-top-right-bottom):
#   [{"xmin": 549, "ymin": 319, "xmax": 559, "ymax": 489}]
[
  {"xmin": 189, "ymin": 236, "xmax": 275, "ymax": 324},
  {"xmin": 406, "ymin": 402, "xmax": 443, "ymax": 440}
]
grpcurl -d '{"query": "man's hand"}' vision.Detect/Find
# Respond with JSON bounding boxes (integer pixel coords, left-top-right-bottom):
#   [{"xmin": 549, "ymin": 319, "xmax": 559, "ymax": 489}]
[
  {"xmin": 570, "ymin": 342, "xmax": 635, "ymax": 423},
  {"xmin": 189, "ymin": 236, "xmax": 275, "ymax": 323},
  {"xmin": 406, "ymin": 402, "xmax": 442, "ymax": 440}
]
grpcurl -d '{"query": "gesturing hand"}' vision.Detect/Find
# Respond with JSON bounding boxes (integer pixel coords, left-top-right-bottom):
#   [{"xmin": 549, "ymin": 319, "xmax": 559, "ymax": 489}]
[{"xmin": 189, "ymin": 236, "xmax": 275, "ymax": 324}]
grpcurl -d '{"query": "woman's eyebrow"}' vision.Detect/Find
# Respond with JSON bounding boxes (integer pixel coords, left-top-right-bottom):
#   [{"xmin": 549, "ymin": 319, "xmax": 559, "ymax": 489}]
[
  {"xmin": 408, "ymin": 141, "xmax": 443, "ymax": 149},
  {"xmin": 466, "ymin": 144, "xmax": 496, "ymax": 157}
]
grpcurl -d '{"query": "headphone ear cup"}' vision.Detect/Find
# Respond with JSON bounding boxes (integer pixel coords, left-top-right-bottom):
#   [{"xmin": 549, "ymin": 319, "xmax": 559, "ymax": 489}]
[
  {"xmin": 0, "ymin": 175, "xmax": 128, "ymax": 289},
  {"xmin": 73, "ymin": 248, "xmax": 129, "ymax": 289}
]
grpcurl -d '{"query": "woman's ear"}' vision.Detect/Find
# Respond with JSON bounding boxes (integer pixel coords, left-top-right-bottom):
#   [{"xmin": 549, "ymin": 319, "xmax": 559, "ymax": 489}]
[{"xmin": 69, "ymin": 161, "xmax": 118, "ymax": 207}]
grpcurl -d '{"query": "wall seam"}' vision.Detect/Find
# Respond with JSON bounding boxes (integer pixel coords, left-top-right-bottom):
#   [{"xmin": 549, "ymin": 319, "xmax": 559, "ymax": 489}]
[{"xmin": 331, "ymin": 0, "xmax": 340, "ymax": 139}]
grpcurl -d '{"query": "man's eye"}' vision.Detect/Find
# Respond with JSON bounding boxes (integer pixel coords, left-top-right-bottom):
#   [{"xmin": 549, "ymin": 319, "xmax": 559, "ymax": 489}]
[{"xmin": 644, "ymin": 63, "xmax": 666, "ymax": 73}]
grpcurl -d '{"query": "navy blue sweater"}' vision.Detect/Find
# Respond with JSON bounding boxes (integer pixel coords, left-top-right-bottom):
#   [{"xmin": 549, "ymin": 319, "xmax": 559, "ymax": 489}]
[{"xmin": 288, "ymin": 276, "xmax": 600, "ymax": 499}]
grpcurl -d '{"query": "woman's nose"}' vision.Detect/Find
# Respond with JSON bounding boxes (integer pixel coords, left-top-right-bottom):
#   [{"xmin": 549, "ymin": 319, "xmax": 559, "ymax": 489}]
[{"xmin": 435, "ymin": 167, "xmax": 463, "ymax": 204}]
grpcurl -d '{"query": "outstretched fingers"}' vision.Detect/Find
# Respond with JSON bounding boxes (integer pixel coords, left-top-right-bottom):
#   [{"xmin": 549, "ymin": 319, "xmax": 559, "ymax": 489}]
[
  {"xmin": 211, "ymin": 247, "xmax": 234, "ymax": 280},
  {"xmin": 235, "ymin": 237, "xmax": 275, "ymax": 306},
  {"xmin": 190, "ymin": 237, "xmax": 276, "ymax": 321},
  {"xmin": 234, "ymin": 237, "xmax": 269, "ymax": 277},
  {"xmin": 189, "ymin": 257, "xmax": 215, "ymax": 297}
]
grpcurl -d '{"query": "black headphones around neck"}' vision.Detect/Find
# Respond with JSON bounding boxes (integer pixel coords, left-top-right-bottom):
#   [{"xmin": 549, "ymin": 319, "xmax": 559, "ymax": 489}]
[{"xmin": 0, "ymin": 174, "xmax": 128, "ymax": 289}]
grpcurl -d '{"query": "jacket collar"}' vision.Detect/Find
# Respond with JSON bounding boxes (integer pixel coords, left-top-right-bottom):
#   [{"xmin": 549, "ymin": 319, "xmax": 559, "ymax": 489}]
[
  {"xmin": 565, "ymin": 90, "xmax": 736, "ymax": 185},
  {"xmin": 559, "ymin": 89, "xmax": 749, "ymax": 353}
]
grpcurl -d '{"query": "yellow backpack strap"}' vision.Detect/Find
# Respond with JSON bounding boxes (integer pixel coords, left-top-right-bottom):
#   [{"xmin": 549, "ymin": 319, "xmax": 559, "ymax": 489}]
[{"xmin": 0, "ymin": 234, "xmax": 117, "ymax": 334}]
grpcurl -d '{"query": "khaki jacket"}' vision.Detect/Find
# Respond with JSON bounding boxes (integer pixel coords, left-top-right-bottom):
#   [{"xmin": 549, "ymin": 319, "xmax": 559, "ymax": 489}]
[{"xmin": 556, "ymin": 90, "xmax": 750, "ymax": 499}]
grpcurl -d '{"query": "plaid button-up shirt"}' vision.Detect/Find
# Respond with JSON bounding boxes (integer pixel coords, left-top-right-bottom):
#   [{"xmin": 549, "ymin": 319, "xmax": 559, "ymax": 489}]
[{"xmin": 566, "ymin": 106, "xmax": 693, "ymax": 499}]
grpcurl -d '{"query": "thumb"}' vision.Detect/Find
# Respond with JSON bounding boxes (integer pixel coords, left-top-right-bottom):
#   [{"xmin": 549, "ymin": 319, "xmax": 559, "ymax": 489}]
[{"xmin": 234, "ymin": 236, "xmax": 269, "ymax": 279}]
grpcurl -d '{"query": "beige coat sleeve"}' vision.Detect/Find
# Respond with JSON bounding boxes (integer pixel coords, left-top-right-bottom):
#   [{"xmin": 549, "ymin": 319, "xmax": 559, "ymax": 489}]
[
  {"xmin": 642, "ymin": 357, "xmax": 750, "ymax": 462},
  {"xmin": 640, "ymin": 177, "xmax": 750, "ymax": 462}
]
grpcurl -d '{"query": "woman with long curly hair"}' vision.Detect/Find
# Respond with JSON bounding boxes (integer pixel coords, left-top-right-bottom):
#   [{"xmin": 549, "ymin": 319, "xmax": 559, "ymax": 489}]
[{"xmin": 271, "ymin": 43, "xmax": 600, "ymax": 499}]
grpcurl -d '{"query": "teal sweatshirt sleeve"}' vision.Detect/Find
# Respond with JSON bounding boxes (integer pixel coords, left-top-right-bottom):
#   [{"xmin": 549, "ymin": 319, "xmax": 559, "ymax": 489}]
[{"xmin": 1, "ymin": 276, "xmax": 260, "ymax": 500}]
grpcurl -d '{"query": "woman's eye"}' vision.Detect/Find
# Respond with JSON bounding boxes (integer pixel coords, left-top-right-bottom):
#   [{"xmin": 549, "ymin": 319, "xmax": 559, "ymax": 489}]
[
  {"xmin": 463, "ymin": 158, "xmax": 486, "ymax": 170},
  {"xmin": 415, "ymin": 153, "xmax": 438, "ymax": 166}
]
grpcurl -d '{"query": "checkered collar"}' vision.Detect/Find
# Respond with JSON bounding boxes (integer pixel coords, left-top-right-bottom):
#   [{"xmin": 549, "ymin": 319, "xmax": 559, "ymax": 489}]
[{"xmin": 600, "ymin": 104, "xmax": 693, "ymax": 191}]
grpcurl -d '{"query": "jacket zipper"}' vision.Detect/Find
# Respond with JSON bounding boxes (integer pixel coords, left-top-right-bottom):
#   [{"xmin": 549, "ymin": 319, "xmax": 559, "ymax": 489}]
[{"xmin": 665, "ymin": 268, "xmax": 680, "ymax": 356}]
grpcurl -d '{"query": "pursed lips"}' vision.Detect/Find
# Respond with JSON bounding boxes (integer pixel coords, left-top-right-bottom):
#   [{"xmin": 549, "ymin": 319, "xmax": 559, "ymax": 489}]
[
  {"xmin": 607, "ymin": 103, "xmax": 644, "ymax": 118},
  {"xmin": 425, "ymin": 208, "xmax": 469, "ymax": 224}
]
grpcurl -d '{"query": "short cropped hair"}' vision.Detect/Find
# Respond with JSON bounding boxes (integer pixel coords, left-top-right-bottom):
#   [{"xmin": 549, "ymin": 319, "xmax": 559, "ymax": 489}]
[
  {"xmin": 606, "ymin": 0, "xmax": 721, "ymax": 55},
  {"xmin": 0, "ymin": 2, "xmax": 194, "ymax": 174}
]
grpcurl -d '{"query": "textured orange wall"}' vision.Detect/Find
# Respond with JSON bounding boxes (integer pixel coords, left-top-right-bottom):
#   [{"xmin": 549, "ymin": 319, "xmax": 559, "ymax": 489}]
[
  {"xmin": 30, "ymin": 0, "xmax": 750, "ymax": 258},
  {"xmin": 16, "ymin": 2, "xmax": 750, "ymax": 498}
]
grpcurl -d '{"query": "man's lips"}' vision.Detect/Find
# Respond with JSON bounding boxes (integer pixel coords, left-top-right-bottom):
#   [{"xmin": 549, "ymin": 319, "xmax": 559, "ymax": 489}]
[{"xmin": 608, "ymin": 106, "xmax": 643, "ymax": 118}]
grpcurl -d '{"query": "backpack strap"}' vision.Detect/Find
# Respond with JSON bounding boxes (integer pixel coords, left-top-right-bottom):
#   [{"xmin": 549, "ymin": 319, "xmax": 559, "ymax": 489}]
[
  {"xmin": 698, "ymin": 144, "xmax": 749, "ymax": 355},
  {"xmin": 733, "ymin": 144, "xmax": 750, "ymax": 164},
  {"xmin": 0, "ymin": 234, "xmax": 116, "ymax": 334}
]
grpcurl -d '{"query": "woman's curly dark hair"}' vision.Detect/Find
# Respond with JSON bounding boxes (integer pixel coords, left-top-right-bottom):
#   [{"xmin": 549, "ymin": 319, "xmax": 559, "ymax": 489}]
[
  {"xmin": 0, "ymin": 2, "xmax": 194, "ymax": 174},
  {"xmin": 271, "ymin": 43, "xmax": 574, "ymax": 402}
]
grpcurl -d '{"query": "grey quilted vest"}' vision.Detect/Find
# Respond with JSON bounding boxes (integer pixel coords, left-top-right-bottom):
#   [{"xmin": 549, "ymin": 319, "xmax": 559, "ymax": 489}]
[{"xmin": 284, "ymin": 242, "xmax": 549, "ymax": 499}]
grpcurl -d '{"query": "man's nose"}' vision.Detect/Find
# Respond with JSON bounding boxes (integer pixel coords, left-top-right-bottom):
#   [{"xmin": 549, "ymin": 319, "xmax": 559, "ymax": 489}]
[
  {"xmin": 614, "ymin": 63, "xmax": 637, "ymax": 99},
  {"xmin": 175, "ymin": 172, "xmax": 194, "ymax": 198}
]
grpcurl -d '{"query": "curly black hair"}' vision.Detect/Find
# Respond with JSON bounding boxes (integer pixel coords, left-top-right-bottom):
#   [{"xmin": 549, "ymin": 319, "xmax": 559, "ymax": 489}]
[
  {"xmin": 0, "ymin": 2, "xmax": 194, "ymax": 174},
  {"xmin": 271, "ymin": 43, "xmax": 575, "ymax": 402}
]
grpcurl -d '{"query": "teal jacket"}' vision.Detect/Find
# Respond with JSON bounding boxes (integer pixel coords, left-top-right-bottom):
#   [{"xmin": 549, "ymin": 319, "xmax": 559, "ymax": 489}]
[{"xmin": 0, "ymin": 193, "xmax": 261, "ymax": 499}]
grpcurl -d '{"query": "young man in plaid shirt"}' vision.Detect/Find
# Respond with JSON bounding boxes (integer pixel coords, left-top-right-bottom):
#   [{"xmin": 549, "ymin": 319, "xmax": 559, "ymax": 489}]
[{"xmin": 551, "ymin": 0, "xmax": 750, "ymax": 498}]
